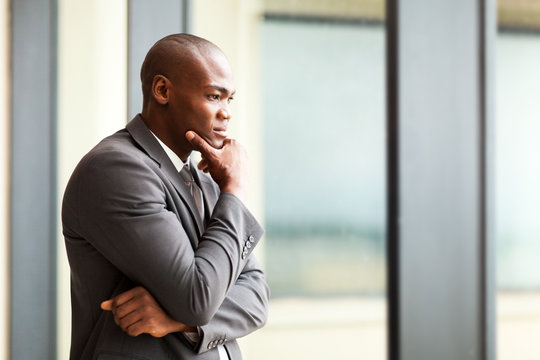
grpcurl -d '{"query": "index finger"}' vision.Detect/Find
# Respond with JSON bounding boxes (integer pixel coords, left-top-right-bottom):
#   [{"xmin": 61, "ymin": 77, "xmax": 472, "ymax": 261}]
[
  {"xmin": 110, "ymin": 286, "xmax": 141, "ymax": 308},
  {"xmin": 185, "ymin": 131, "xmax": 217, "ymax": 160}
]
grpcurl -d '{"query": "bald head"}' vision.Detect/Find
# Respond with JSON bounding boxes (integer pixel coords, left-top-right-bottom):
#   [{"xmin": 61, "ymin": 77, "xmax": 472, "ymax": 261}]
[{"xmin": 140, "ymin": 33, "xmax": 225, "ymax": 108}]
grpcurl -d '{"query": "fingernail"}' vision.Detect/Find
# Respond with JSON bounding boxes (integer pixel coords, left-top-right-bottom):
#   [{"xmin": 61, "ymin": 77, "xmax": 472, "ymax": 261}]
[{"xmin": 185, "ymin": 131, "xmax": 194, "ymax": 140}]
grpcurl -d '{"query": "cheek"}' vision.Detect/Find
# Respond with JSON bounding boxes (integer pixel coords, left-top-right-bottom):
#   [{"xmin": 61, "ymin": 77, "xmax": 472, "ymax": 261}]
[{"xmin": 201, "ymin": 107, "xmax": 218, "ymax": 127}]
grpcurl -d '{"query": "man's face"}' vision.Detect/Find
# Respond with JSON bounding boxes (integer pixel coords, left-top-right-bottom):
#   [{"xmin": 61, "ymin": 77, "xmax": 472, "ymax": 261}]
[{"xmin": 168, "ymin": 52, "xmax": 235, "ymax": 153}]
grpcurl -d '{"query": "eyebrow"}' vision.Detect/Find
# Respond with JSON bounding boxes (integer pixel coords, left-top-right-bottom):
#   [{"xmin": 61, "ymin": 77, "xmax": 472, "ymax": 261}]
[{"xmin": 206, "ymin": 85, "xmax": 236, "ymax": 96}]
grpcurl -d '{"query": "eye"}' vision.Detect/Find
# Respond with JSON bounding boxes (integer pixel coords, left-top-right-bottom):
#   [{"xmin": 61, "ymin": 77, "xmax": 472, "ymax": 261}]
[
  {"xmin": 207, "ymin": 94, "xmax": 220, "ymax": 101},
  {"xmin": 227, "ymin": 96, "xmax": 234, "ymax": 104}
]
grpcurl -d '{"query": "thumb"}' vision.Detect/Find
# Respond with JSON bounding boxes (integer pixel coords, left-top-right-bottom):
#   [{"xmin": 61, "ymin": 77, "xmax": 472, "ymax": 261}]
[
  {"xmin": 185, "ymin": 131, "xmax": 217, "ymax": 159},
  {"xmin": 101, "ymin": 299, "xmax": 113, "ymax": 311}
]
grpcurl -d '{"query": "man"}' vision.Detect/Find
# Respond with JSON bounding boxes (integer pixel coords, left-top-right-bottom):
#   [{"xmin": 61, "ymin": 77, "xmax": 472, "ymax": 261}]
[{"xmin": 62, "ymin": 33, "xmax": 269, "ymax": 360}]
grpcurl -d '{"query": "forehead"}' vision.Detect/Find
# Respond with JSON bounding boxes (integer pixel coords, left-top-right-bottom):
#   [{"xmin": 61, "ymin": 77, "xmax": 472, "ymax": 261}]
[{"xmin": 173, "ymin": 47, "xmax": 234, "ymax": 91}]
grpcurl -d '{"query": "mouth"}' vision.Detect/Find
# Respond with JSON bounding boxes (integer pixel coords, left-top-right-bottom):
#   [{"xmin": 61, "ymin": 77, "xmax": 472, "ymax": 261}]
[{"xmin": 212, "ymin": 128, "xmax": 228, "ymax": 138}]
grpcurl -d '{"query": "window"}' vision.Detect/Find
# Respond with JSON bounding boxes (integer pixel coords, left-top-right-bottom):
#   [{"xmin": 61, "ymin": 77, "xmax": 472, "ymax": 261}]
[
  {"xmin": 259, "ymin": 13, "xmax": 386, "ymax": 359},
  {"xmin": 496, "ymin": 0, "xmax": 540, "ymax": 358}
]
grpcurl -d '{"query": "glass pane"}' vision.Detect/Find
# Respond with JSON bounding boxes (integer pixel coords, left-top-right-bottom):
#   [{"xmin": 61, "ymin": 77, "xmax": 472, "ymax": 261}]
[
  {"xmin": 260, "ymin": 3, "xmax": 386, "ymax": 360},
  {"xmin": 262, "ymin": 20, "xmax": 386, "ymax": 299},
  {"xmin": 496, "ymin": 1, "xmax": 540, "ymax": 359}
]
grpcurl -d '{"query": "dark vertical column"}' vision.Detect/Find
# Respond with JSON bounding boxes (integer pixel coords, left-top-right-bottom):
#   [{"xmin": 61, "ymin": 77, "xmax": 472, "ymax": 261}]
[
  {"xmin": 10, "ymin": 0, "xmax": 57, "ymax": 359},
  {"xmin": 127, "ymin": 0, "xmax": 192, "ymax": 120},
  {"xmin": 386, "ymin": 0, "xmax": 400, "ymax": 359},
  {"xmin": 386, "ymin": 0, "xmax": 495, "ymax": 359}
]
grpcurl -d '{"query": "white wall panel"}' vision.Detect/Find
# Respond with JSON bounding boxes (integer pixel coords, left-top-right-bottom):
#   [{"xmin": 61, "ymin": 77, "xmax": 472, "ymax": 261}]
[{"xmin": 56, "ymin": 1, "xmax": 127, "ymax": 358}]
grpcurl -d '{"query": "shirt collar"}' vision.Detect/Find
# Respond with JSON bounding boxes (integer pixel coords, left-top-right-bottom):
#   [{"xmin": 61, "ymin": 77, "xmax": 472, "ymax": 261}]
[{"xmin": 150, "ymin": 131, "xmax": 188, "ymax": 172}]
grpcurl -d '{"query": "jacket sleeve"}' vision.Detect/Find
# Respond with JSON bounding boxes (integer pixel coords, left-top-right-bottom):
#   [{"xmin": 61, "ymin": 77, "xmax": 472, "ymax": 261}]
[
  {"xmin": 71, "ymin": 148, "xmax": 264, "ymax": 327},
  {"xmin": 195, "ymin": 255, "xmax": 269, "ymax": 354}
]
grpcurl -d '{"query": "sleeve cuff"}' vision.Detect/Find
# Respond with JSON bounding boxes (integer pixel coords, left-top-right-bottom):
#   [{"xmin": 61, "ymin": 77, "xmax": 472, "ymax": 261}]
[{"xmin": 183, "ymin": 327, "xmax": 202, "ymax": 347}]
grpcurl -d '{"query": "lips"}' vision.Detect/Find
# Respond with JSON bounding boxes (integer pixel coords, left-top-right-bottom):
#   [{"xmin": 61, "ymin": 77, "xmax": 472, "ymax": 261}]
[{"xmin": 213, "ymin": 127, "xmax": 228, "ymax": 138}]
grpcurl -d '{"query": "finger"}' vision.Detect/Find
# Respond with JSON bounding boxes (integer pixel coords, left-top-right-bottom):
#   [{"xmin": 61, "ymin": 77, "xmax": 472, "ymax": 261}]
[
  {"xmin": 197, "ymin": 160, "xmax": 208, "ymax": 172},
  {"xmin": 185, "ymin": 131, "xmax": 217, "ymax": 159},
  {"xmin": 118, "ymin": 308, "xmax": 142, "ymax": 332},
  {"xmin": 111, "ymin": 286, "xmax": 141, "ymax": 308},
  {"xmin": 125, "ymin": 319, "xmax": 145, "ymax": 337},
  {"xmin": 101, "ymin": 299, "xmax": 113, "ymax": 311},
  {"xmin": 114, "ymin": 298, "xmax": 139, "ymax": 320},
  {"xmin": 115, "ymin": 287, "xmax": 159, "ymax": 320}
]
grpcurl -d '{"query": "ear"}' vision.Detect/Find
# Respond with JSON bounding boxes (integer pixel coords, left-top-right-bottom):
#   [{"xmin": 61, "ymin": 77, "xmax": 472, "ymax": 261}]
[{"xmin": 151, "ymin": 75, "xmax": 170, "ymax": 105}]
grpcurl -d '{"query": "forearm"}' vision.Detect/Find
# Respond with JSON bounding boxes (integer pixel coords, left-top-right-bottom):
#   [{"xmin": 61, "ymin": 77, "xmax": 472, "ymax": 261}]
[
  {"xmin": 102, "ymin": 247, "xmax": 268, "ymax": 345},
  {"xmin": 195, "ymin": 257, "xmax": 269, "ymax": 354}
]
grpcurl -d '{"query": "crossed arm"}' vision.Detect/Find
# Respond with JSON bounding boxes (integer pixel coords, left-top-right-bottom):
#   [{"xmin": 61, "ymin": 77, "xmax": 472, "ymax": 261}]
[
  {"xmin": 101, "ymin": 254, "xmax": 268, "ymax": 344},
  {"xmin": 101, "ymin": 286, "xmax": 194, "ymax": 337}
]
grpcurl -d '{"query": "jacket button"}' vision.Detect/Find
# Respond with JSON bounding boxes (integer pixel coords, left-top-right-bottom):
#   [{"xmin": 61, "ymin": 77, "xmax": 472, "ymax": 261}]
[{"xmin": 248, "ymin": 235, "xmax": 255, "ymax": 243}]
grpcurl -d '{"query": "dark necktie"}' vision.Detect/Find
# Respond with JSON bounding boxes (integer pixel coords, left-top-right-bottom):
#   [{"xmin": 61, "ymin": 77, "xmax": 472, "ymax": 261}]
[{"xmin": 179, "ymin": 164, "xmax": 205, "ymax": 221}]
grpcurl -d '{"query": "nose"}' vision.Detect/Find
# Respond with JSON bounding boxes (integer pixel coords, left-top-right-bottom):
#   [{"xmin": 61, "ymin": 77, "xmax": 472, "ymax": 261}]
[{"xmin": 218, "ymin": 107, "xmax": 231, "ymax": 120}]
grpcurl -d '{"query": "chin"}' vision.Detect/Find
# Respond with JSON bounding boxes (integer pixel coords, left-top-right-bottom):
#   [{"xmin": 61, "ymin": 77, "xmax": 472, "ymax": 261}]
[
  {"xmin": 213, "ymin": 139, "xmax": 225, "ymax": 149},
  {"xmin": 201, "ymin": 134, "xmax": 224, "ymax": 149}
]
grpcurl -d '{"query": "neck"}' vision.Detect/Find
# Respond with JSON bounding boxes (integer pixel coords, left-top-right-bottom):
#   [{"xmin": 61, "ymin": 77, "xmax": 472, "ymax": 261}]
[{"xmin": 140, "ymin": 111, "xmax": 191, "ymax": 162}]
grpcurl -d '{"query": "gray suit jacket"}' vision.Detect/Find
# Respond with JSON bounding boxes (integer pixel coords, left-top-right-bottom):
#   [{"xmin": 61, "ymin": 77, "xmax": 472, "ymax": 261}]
[{"xmin": 62, "ymin": 115, "xmax": 269, "ymax": 360}]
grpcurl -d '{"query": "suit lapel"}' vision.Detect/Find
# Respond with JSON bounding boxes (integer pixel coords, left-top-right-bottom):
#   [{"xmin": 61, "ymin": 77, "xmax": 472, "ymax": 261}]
[{"xmin": 126, "ymin": 115, "xmax": 205, "ymax": 237}]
